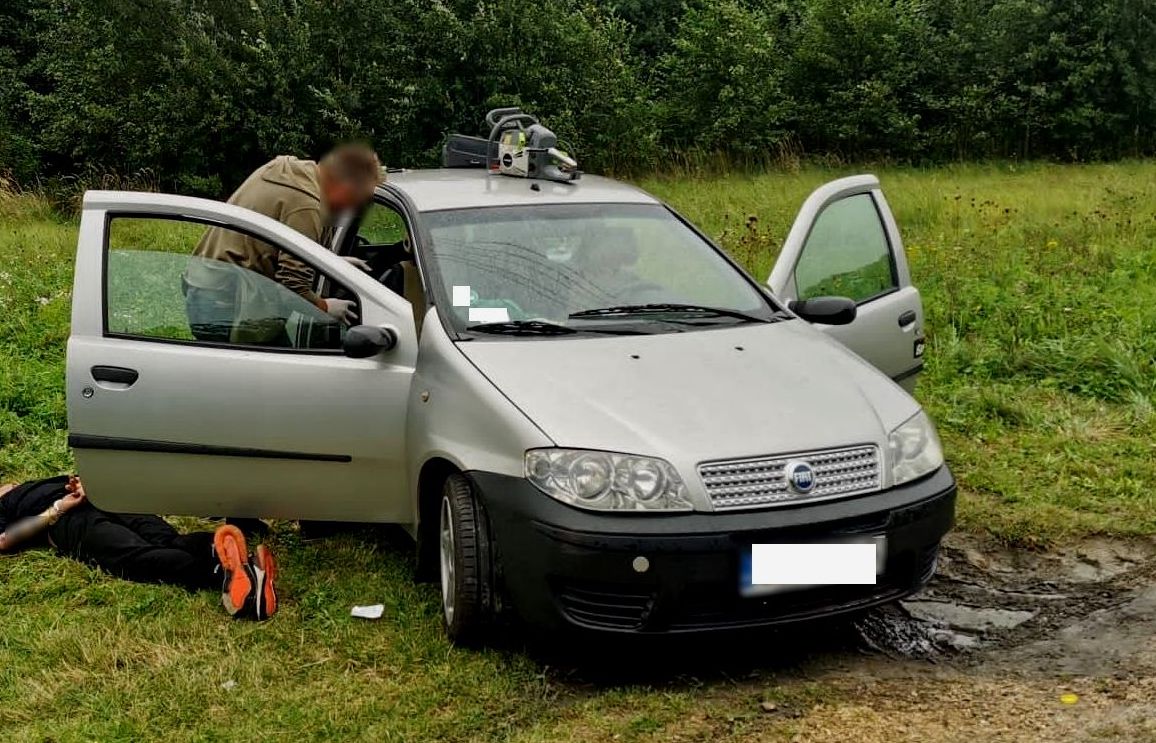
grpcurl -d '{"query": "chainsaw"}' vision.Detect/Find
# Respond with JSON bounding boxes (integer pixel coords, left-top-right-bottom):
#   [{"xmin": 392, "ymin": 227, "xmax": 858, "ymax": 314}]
[{"xmin": 442, "ymin": 107, "xmax": 581, "ymax": 184}]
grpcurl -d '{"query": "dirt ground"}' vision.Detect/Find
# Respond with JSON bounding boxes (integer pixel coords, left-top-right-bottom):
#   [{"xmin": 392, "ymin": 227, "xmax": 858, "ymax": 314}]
[{"xmin": 761, "ymin": 533, "xmax": 1156, "ymax": 742}]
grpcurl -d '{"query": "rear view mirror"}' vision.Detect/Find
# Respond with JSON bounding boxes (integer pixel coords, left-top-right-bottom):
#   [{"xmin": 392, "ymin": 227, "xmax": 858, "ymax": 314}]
[
  {"xmin": 788, "ymin": 296, "xmax": 857, "ymax": 326},
  {"xmin": 343, "ymin": 325, "xmax": 398, "ymax": 358}
]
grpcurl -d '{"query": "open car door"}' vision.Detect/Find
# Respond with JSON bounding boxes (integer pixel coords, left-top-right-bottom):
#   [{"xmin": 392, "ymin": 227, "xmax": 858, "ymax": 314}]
[
  {"xmin": 768, "ymin": 175, "xmax": 925, "ymax": 391},
  {"xmin": 66, "ymin": 191, "xmax": 418, "ymax": 522}
]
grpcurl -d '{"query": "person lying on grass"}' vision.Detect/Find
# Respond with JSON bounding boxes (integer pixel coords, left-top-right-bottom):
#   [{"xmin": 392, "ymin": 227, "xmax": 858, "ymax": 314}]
[{"xmin": 0, "ymin": 475, "xmax": 279, "ymax": 620}]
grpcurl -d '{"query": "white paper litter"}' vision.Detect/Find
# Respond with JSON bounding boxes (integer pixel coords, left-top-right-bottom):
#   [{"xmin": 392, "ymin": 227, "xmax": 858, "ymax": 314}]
[{"xmin": 351, "ymin": 604, "xmax": 385, "ymax": 620}]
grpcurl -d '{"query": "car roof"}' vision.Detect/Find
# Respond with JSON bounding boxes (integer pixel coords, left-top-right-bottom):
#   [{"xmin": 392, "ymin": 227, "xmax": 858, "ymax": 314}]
[{"xmin": 380, "ymin": 168, "xmax": 660, "ymax": 213}]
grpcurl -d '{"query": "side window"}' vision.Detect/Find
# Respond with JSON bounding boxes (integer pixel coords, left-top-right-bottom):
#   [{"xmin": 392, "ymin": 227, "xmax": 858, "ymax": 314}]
[
  {"xmin": 358, "ymin": 203, "xmax": 408, "ymax": 245},
  {"xmin": 794, "ymin": 194, "xmax": 897, "ymax": 303},
  {"xmin": 105, "ymin": 216, "xmax": 354, "ymax": 351},
  {"xmin": 346, "ymin": 202, "xmax": 423, "ymax": 312}
]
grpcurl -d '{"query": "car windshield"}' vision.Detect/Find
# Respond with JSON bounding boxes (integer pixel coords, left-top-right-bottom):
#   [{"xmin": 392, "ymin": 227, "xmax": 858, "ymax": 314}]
[{"xmin": 423, "ymin": 203, "xmax": 780, "ymax": 336}]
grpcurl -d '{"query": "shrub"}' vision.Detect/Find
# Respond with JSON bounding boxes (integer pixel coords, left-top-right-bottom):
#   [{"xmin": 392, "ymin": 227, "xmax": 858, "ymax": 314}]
[{"xmin": 2, "ymin": 0, "xmax": 1155, "ymax": 192}]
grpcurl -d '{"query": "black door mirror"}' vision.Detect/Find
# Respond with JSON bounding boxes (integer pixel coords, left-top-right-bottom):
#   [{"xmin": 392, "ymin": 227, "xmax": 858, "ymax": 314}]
[
  {"xmin": 343, "ymin": 325, "xmax": 398, "ymax": 358},
  {"xmin": 788, "ymin": 296, "xmax": 857, "ymax": 326}
]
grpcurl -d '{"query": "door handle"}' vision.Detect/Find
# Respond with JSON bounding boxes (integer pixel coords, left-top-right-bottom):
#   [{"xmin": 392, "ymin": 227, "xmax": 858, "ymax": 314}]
[
  {"xmin": 897, "ymin": 310, "xmax": 917, "ymax": 328},
  {"xmin": 91, "ymin": 365, "xmax": 139, "ymax": 386}
]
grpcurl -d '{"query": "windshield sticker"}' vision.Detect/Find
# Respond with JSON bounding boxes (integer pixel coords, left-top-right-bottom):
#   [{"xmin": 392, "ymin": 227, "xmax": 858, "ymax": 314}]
[{"xmin": 452, "ymin": 285, "xmax": 472, "ymax": 307}]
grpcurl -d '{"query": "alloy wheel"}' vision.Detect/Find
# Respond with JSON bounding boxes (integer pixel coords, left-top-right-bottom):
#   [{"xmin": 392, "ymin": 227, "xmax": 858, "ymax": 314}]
[{"xmin": 439, "ymin": 496, "xmax": 456, "ymax": 624}]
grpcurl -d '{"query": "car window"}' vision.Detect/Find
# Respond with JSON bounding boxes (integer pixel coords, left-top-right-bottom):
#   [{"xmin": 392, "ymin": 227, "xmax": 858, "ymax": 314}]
[
  {"xmin": 359, "ymin": 203, "xmax": 408, "ymax": 245},
  {"xmin": 105, "ymin": 216, "xmax": 352, "ymax": 350},
  {"xmin": 795, "ymin": 194, "xmax": 897, "ymax": 303},
  {"xmin": 423, "ymin": 203, "xmax": 774, "ymax": 333}
]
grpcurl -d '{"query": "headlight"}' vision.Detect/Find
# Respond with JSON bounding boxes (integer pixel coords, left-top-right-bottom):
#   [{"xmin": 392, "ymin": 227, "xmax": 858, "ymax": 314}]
[
  {"xmin": 888, "ymin": 410, "xmax": 944, "ymax": 486},
  {"xmin": 524, "ymin": 449, "xmax": 692, "ymax": 511}
]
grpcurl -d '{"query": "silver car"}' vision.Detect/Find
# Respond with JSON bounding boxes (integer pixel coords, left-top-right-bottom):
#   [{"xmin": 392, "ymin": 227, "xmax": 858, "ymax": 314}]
[{"xmin": 67, "ymin": 170, "xmax": 953, "ymax": 643}]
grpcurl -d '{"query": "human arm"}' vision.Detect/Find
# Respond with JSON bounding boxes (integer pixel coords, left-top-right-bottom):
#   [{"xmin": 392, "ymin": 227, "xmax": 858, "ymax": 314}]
[
  {"xmin": 275, "ymin": 207, "xmax": 324, "ymax": 306},
  {"xmin": 276, "ymin": 207, "xmax": 358, "ymax": 323},
  {"xmin": 0, "ymin": 476, "xmax": 87, "ymax": 552}
]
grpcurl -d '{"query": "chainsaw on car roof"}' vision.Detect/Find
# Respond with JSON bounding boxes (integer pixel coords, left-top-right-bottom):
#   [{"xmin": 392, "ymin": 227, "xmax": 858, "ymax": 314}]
[{"xmin": 442, "ymin": 107, "xmax": 581, "ymax": 184}]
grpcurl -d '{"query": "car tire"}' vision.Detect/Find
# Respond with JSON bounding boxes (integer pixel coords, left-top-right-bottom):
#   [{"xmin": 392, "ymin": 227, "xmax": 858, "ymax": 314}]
[{"xmin": 439, "ymin": 473, "xmax": 493, "ymax": 646}]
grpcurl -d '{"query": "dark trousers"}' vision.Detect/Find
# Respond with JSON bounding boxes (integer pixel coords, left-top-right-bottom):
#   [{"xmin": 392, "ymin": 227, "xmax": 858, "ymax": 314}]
[{"xmin": 49, "ymin": 504, "xmax": 219, "ymax": 591}]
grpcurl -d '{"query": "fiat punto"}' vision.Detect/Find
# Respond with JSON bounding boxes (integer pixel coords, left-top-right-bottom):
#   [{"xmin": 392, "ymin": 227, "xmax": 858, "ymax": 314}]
[{"xmin": 67, "ymin": 168, "xmax": 953, "ymax": 644}]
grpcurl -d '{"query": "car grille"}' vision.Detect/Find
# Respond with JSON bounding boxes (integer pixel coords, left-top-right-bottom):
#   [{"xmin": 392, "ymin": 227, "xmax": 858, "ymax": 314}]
[{"xmin": 698, "ymin": 445, "xmax": 881, "ymax": 511}]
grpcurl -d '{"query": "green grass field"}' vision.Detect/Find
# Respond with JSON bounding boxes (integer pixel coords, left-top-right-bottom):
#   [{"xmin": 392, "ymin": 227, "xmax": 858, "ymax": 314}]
[{"xmin": 2, "ymin": 162, "xmax": 1155, "ymax": 741}]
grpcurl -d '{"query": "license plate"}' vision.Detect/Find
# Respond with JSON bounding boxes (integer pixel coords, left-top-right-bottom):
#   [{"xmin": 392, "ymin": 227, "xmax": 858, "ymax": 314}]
[{"xmin": 740, "ymin": 536, "xmax": 887, "ymax": 597}]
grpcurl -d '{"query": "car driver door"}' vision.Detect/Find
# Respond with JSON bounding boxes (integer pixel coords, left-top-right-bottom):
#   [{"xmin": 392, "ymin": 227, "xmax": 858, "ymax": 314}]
[
  {"xmin": 66, "ymin": 191, "xmax": 418, "ymax": 522},
  {"xmin": 768, "ymin": 175, "xmax": 925, "ymax": 391}
]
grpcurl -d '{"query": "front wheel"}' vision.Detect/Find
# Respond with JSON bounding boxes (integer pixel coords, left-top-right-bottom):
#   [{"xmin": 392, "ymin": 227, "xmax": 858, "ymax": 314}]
[{"xmin": 439, "ymin": 474, "xmax": 493, "ymax": 646}]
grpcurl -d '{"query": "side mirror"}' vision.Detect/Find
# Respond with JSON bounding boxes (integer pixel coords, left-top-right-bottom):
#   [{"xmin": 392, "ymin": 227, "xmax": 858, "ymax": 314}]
[
  {"xmin": 788, "ymin": 296, "xmax": 857, "ymax": 326},
  {"xmin": 343, "ymin": 325, "xmax": 397, "ymax": 358}
]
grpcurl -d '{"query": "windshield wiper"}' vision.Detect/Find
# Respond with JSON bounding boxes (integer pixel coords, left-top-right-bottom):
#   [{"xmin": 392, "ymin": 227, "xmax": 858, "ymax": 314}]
[
  {"xmin": 568, "ymin": 303, "xmax": 769, "ymax": 323},
  {"xmin": 468, "ymin": 320, "xmax": 578, "ymax": 336}
]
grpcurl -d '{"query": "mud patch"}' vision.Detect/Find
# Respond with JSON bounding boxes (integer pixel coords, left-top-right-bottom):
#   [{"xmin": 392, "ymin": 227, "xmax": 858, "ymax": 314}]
[
  {"xmin": 854, "ymin": 604, "xmax": 981, "ymax": 656},
  {"xmin": 902, "ymin": 601, "xmax": 1036, "ymax": 632},
  {"xmin": 851, "ymin": 533, "xmax": 1156, "ymax": 675},
  {"xmin": 943, "ymin": 533, "xmax": 1156, "ymax": 585}
]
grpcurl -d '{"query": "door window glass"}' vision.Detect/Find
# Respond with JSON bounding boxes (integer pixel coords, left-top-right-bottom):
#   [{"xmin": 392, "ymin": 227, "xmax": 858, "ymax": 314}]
[
  {"xmin": 359, "ymin": 203, "xmax": 408, "ymax": 245},
  {"xmin": 105, "ymin": 216, "xmax": 353, "ymax": 350},
  {"xmin": 795, "ymin": 194, "xmax": 897, "ymax": 303}
]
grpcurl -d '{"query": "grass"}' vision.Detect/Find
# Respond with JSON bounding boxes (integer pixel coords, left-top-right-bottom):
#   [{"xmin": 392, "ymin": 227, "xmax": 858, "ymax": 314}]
[{"xmin": 1, "ymin": 162, "xmax": 1155, "ymax": 740}]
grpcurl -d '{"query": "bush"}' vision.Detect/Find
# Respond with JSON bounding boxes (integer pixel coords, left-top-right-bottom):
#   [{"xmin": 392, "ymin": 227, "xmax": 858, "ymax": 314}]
[
  {"xmin": 785, "ymin": 0, "xmax": 933, "ymax": 157},
  {"xmin": 657, "ymin": 1, "xmax": 795, "ymax": 159},
  {"xmin": 2, "ymin": 0, "xmax": 1155, "ymax": 193}
]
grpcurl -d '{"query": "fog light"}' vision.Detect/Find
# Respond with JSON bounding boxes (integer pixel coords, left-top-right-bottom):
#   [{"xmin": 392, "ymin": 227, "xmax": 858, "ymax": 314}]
[{"xmin": 632, "ymin": 556, "xmax": 650, "ymax": 573}]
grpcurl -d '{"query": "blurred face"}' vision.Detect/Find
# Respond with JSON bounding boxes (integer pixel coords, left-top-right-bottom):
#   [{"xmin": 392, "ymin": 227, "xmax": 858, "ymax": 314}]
[{"xmin": 321, "ymin": 175, "xmax": 374, "ymax": 214}]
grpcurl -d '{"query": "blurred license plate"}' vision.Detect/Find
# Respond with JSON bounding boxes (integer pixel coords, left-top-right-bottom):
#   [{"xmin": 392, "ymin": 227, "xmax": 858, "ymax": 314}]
[{"xmin": 740, "ymin": 536, "xmax": 887, "ymax": 597}]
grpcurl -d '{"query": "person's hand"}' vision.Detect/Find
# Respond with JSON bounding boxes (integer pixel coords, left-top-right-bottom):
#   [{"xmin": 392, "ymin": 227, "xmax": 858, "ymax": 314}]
[
  {"xmin": 322, "ymin": 298, "xmax": 359, "ymax": 324},
  {"xmin": 61, "ymin": 476, "xmax": 87, "ymax": 511},
  {"xmin": 0, "ymin": 532, "xmax": 9, "ymax": 551},
  {"xmin": 343, "ymin": 256, "xmax": 372, "ymax": 272}
]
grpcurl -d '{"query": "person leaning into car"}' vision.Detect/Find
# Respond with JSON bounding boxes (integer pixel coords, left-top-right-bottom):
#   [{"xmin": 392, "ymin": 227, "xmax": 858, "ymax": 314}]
[{"xmin": 184, "ymin": 144, "xmax": 383, "ymax": 345}]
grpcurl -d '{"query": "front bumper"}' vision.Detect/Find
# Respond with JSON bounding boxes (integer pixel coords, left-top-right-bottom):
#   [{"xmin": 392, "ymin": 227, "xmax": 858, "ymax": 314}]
[{"xmin": 469, "ymin": 465, "xmax": 957, "ymax": 634}]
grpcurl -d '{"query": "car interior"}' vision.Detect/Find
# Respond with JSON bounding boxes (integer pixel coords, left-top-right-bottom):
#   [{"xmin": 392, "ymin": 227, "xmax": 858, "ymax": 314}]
[{"xmin": 320, "ymin": 200, "xmax": 428, "ymax": 334}]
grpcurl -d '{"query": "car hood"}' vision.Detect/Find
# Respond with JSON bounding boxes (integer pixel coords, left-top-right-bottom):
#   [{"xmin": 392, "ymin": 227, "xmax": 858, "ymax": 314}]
[{"xmin": 458, "ymin": 321, "xmax": 920, "ymax": 475}]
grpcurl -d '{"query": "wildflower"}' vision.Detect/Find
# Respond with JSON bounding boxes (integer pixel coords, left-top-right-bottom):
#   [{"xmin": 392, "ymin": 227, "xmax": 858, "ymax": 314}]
[{"xmin": 36, "ymin": 296, "xmax": 50, "ymax": 305}]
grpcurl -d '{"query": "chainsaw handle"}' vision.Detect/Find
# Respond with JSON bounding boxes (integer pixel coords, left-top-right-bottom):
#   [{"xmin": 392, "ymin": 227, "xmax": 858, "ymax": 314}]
[
  {"xmin": 488, "ymin": 114, "xmax": 538, "ymax": 137},
  {"xmin": 485, "ymin": 107, "xmax": 527, "ymax": 128}
]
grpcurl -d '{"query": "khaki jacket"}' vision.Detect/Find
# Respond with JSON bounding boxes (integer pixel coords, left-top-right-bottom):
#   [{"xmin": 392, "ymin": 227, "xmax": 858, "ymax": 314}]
[{"xmin": 185, "ymin": 156, "xmax": 330, "ymax": 343}]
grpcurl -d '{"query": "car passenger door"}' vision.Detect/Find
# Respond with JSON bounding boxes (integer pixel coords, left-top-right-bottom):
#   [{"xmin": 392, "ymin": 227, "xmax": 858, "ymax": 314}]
[
  {"xmin": 66, "ymin": 191, "xmax": 418, "ymax": 522},
  {"xmin": 768, "ymin": 175, "xmax": 924, "ymax": 391}
]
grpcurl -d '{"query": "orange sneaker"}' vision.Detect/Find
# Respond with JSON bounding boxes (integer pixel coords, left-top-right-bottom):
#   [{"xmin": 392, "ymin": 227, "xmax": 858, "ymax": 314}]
[
  {"xmin": 253, "ymin": 544, "xmax": 279, "ymax": 620},
  {"xmin": 213, "ymin": 525, "xmax": 256, "ymax": 618}
]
